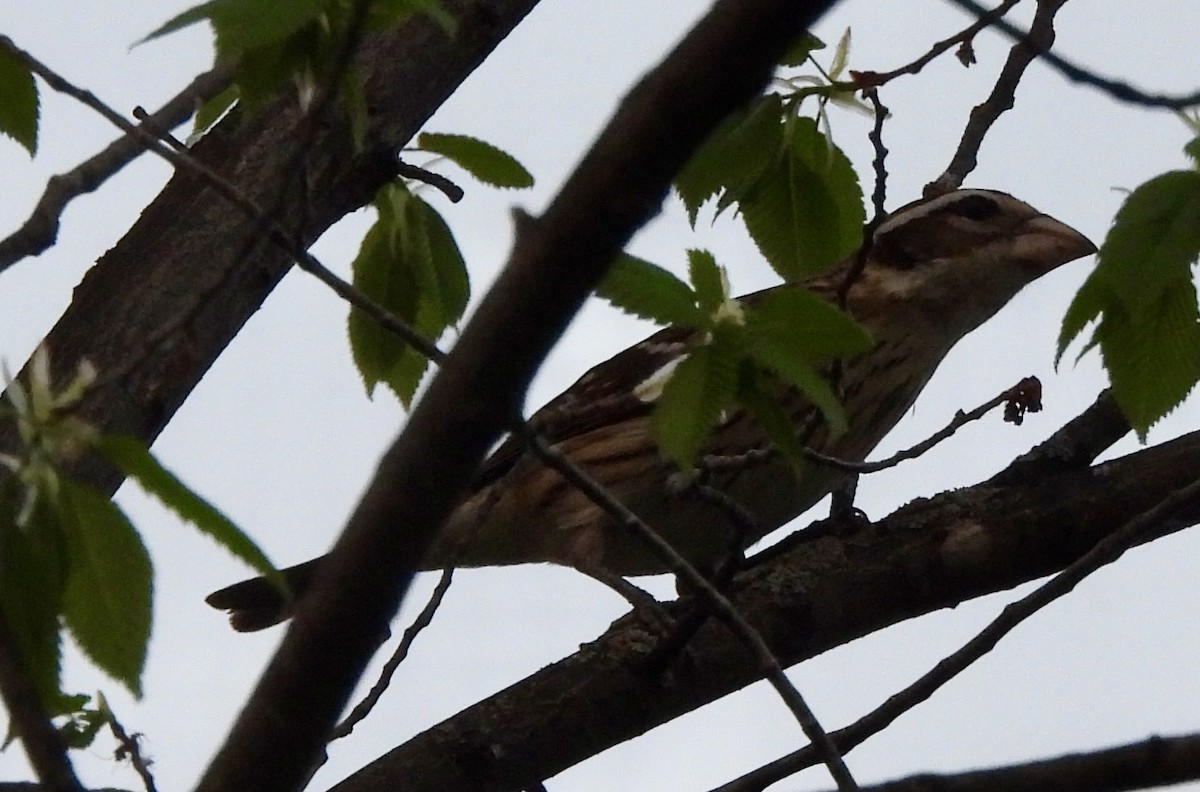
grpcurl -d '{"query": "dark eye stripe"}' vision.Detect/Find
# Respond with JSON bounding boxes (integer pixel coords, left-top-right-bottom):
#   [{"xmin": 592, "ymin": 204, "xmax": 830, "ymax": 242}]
[{"xmin": 946, "ymin": 193, "xmax": 1001, "ymax": 221}]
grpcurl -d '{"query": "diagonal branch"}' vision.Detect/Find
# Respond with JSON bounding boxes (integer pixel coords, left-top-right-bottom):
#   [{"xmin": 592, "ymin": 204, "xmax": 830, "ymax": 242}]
[
  {"xmin": 194, "ymin": 2, "xmax": 838, "ymax": 791},
  {"xmin": 320, "ymin": 423, "xmax": 1200, "ymax": 792},
  {"xmin": 936, "ymin": 0, "xmax": 1071, "ymax": 189},
  {"xmin": 946, "ymin": 0, "xmax": 1200, "ymax": 109},
  {"xmin": 0, "ymin": 38, "xmax": 234, "ymax": 273}
]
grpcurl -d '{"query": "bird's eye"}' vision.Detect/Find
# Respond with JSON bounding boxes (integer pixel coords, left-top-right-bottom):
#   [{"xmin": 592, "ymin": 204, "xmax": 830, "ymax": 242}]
[{"xmin": 946, "ymin": 194, "xmax": 1000, "ymax": 221}]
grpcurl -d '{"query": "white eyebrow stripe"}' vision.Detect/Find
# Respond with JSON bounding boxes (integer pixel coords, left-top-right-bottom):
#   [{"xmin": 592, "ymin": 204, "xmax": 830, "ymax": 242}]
[{"xmin": 873, "ymin": 189, "xmax": 996, "ymax": 238}]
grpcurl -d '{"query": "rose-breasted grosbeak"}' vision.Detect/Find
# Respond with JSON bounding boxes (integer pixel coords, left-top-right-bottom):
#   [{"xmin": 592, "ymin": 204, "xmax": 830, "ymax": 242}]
[{"xmin": 208, "ymin": 188, "xmax": 1095, "ymax": 631}]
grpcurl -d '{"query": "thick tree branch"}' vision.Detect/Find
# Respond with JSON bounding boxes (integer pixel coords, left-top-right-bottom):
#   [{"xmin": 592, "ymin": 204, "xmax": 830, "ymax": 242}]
[
  {"xmin": 321, "ymin": 427, "xmax": 1200, "ymax": 792},
  {"xmin": 815, "ymin": 731, "xmax": 1200, "ymax": 792},
  {"xmin": 0, "ymin": 0, "xmax": 543, "ymax": 495},
  {"xmin": 195, "ymin": 2, "xmax": 837, "ymax": 791}
]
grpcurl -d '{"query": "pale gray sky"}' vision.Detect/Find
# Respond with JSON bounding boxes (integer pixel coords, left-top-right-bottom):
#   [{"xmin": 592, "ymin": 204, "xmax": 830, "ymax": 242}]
[{"xmin": 1, "ymin": 2, "xmax": 1198, "ymax": 790}]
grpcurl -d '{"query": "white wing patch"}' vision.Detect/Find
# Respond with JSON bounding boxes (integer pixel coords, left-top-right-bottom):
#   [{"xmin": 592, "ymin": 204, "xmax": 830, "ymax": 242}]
[{"xmin": 633, "ymin": 355, "xmax": 685, "ymax": 403}]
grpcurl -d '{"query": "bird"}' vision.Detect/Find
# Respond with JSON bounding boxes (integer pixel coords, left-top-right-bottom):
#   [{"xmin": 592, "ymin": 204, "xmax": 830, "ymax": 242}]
[{"xmin": 207, "ymin": 188, "xmax": 1096, "ymax": 631}]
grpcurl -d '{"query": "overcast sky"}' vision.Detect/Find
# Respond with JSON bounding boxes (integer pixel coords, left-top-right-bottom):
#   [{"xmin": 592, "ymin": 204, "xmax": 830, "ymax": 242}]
[{"xmin": 1, "ymin": 1, "xmax": 1199, "ymax": 790}]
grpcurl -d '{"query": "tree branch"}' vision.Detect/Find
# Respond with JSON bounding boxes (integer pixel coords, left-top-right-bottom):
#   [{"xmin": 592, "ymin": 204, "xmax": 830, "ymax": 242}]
[
  {"xmin": 936, "ymin": 0, "xmax": 1071, "ymax": 190},
  {"xmin": 194, "ymin": 2, "xmax": 837, "ymax": 791},
  {"xmin": 812, "ymin": 731, "xmax": 1200, "ymax": 792},
  {"xmin": 320, "ymin": 426, "xmax": 1200, "ymax": 792},
  {"xmin": 946, "ymin": 0, "xmax": 1200, "ymax": 110},
  {"xmin": 0, "ymin": 616, "xmax": 83, "ymax": 792},
  {"xmin": 0, "ymin": 39, "xmax": 234, "ymax": 272}
]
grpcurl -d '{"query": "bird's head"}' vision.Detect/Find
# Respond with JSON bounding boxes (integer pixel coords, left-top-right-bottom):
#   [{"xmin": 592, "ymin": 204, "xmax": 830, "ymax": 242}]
[{"xmin": 843, "ymin": 188, "xmax": 1096, "ymax": 336}]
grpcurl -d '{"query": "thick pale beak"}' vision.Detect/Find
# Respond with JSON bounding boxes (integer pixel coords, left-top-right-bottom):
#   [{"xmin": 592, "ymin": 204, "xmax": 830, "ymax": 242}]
[{"xmin": 1014, "ymin": 214, "xmax": 1098, "ymax": 272}]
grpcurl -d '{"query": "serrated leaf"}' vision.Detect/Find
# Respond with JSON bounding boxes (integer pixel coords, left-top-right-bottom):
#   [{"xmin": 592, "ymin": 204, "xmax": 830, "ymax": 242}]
[
  {"xmin": 96, "ymin": 435, "xmax": 279, "ymax": 587},
  {"xmin": 739, "ymin": 117, "xmax": 863, "ymax": 280},
  {"xmin": 425, "ymin": 200, "xmax": 470, "ymax": 320},
  {"xmin": 417, "ymin": 132, "xmax": 533, "ymax": 189},
  {"xmin": 1057, "ymin": 270, "xmax": 1110, "ymax": 363},
  {"xmin": 1100, "ymin": 282, "xmax": 1200, "ymax": 439},
  {"xmin": 687, "ymin": 249, "xmax": 726, "ymax": 315},
  {"xmin": 747, "ymin": 336, "xmax": 847, "ymax": 435},
  {"xmin": 382, "ymin": 198, "xmax": 469, "ymax": 406},
  {"xmin": 653, "ymin": 336, "xmax": 739, "ymax": 469},
  {"xmin": 1185, "ymin": 135, "xmax": 1200, "ymax": 168},
  {"xmin": 211, "ymin": 0, "xmax": 329, "ymax": 58},
  {"xmin": 1097, "ymin": 171, "xmax": 1200, "ymax": 313},
  {"xmin": 348, "ymin": 187, "xmax": 468, "ymax": 406},
  {"xmin": 138, "ymin": 1, "xmax": 220, "ymax": 46},
  {"xmin": 0, "ymin": 46, "xmax": 39, "ymax": 156},
  {"xmin": 675, "ymin": 95, "xmax": 784, "ymax": 225},
  {"xmin": 57, "ymin": 481, "xmax": 150, "ymax": 698},
  {"xmin": 1057, "ymin": 170, "xmax": 1200, "ymax": 436},
  {"xmin": 350, "ymin": 193, "xmax": 419, "ymax": 397},
  {"xmin": 746, "ymin": 287, "xmax": 872, "ymax": 359},
  {"xmin": 778, "ymin": 32, "xmax": 825, "ymax": 67},
  {"xmin": 596, "ymin": 254, "xmax": 702, "ymax": 327},
  {"xmin": 0, "ymin": 491, "xmax": 67, "ymax": 707},
  {"xmin": 735, "ymin": 366, "xmax": 807, "ymax": 469}
]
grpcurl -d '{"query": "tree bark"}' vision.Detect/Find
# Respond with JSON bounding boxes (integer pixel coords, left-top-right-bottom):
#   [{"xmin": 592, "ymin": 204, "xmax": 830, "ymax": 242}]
[
  {"xmin": 0, "ymin": 0, "xmax": 543, "ymax": 490},
  {"xmin": 324, "ymin": 425, "xmax": 1200, "ymax": 792}
]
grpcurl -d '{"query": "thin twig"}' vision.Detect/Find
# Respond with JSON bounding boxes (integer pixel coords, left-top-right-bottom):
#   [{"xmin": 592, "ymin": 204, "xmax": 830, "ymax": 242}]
[
  {"xmin": 836, "ymin": 88, "xmax": 890, "ymax": 308},
  {"xmin": 934, "ymin": 0, "xmax": 1070, "ymax": 190},
  {"xmin": 103, "ymin": 700, "xmax": 157, "ymax": 792},
  {"xmin": 704, "ymin": 379, "xmax": 1029, "ymax": 479},
  {"xmin": 946, "ymin": 0, "xmax": 1200, "ymax": 109},
  {"xmin": 0, "ymin": 36, "xmax": 233, "ymax": 272},
  {"xmin": 711, "ymin": 474, "xmax": 1200, "ymax": 792},
  {"xmin": 851, "ymin": 0, "xmax": 1022, "ymax": 86},
  {"xmin": 519, "ymin": 428, "xmax": 859, "ymax": 792},
  {"xmin": 804, "ymin": 379, "xmax": 1031, "ymax": 473},
  {"xmin": 329, "ymin": 568, "xmax": 455, "ymax": 741}
]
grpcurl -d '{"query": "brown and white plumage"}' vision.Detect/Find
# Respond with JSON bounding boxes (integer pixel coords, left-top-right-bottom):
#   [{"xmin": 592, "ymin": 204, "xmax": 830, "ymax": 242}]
[{"xmin": 208, "ymin": 188, "xmax": 1095, "ymax": 630}]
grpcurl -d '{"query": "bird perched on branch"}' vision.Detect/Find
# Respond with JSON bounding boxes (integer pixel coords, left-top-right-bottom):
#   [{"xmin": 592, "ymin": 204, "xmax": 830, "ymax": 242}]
[{"xmin": 208, "ymin": 188, "xmax": 1095, "ymax": 631}]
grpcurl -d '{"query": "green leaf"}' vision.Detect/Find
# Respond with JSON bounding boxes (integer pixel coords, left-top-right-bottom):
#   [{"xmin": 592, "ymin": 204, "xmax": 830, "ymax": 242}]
[
  {"xmin": 1184, "ymin": 135, "xmax": 1200, "ymax": 169},
  {"xmin": 370, "ymin": 0, "xmax": 457, "ymax": 34},
  {"xmin": 1057, "ymin": 269, "xmax": 1109, "ymax": 363},
  {"xmin": 734, "ymin": 365, "xmax": 807, "ymax": 469},
  {"xmin": 417, "ymin": 132, "xmax": 534, "ymax": 189},
  {"xmin": 596, "ymin": 254, "xmax": 702, "ymax": 327},
  {"xmin": 55, "ymin": 697, "xmax": 106, "ymax": 750},
  {"xmin": 1102, "ymin": 281, "xmax": 1200, "ymax": 438},
  {"xmin": 0, "ymin": 490, "xmax": 67, "ymax": 706},
  {"xmin": 1058, "ymin": 170, "xmax": 1200, "ymax": 437},
  {"xmin": 745, "ymin": 287, "xmax": 872, "ymax": 359},
  {"xmin": 96, "ymin": 435, "xmax": 279, "ymax": 585},
  {"xmin": 384, "ymin": 198, "xmax": 469, "ymax": 406},
  {"xmin": 778, "ymin": 32, "xmax": 825, "ymax": 67},
  {"xmin": 192, "ymin": 83, "xmax": 239, "ymax": 138},
  {"xmin": 57, "ymin": 481, "xmax": 151, "ymax": 698},
  {"xmin": 675, "ymin": 95, "xmax": 784, "ymax": 225},
  {"xmin": 687, "ymin": 249, "xmax": 726, "ymax": 315},
  {"xmin": 139, "ymin": 1, "xmax": 220, "ymax": 46},
  {"xmin": 349, "ymin": 206, "xmax": 415, "ymax": 397},
  {"xmin": 653, "ymin": 333, "xmax": 739, "ymax": 469},
  {"xmin": 739, "ymin": 117, "xmax": 863, "ymax": 280},
  {"xmin": 747, "ymin": 336, "xmax": 847, "ymax": 436},
  {"xmin": 348, "ymin": 186, "xmax": 469, "ymax": 406},
  {"xmin": 0, "ymin": 46, "xmax": 39, "ymax": 156},
  {"xmin": 214, "ymin": 0, "xmax": 330, "ymax": 58}
]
